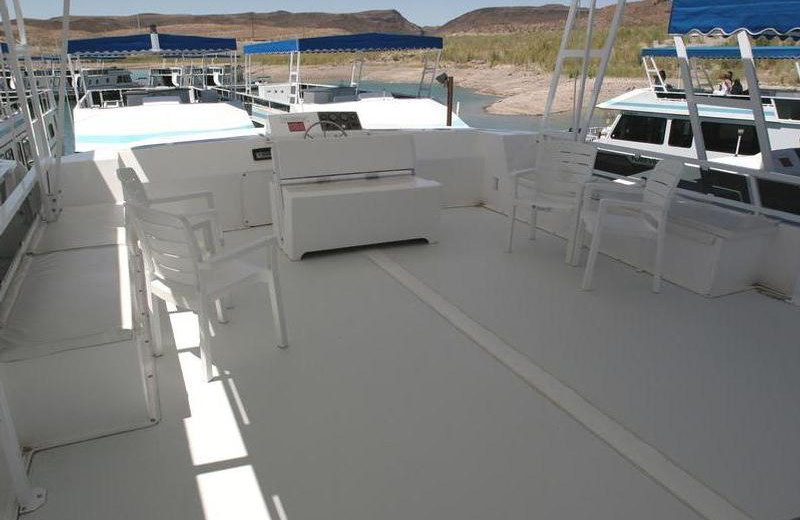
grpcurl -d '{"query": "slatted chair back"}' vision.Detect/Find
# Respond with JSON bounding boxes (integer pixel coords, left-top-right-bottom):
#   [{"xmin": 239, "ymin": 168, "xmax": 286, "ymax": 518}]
[
  {"xmin": 535, "ymin": 140, "xmax": 598, "ymax": 198},
  {"xmin": 127, "ymin": 202, "xmax": 204, "ymax": 289},
  {"xmin": 642, "ymin": 159, "xmax": 683, "ymax": 223}
]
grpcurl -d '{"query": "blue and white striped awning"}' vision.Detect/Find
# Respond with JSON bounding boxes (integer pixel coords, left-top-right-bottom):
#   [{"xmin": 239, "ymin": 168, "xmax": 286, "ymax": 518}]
[
  {"xmin": 244, "ymin": 33, "xmax": 443, "ymax": 55},
  {"xmin": 642, "ymin": 46, "xmax": 800, "ymax": 60},
  {"xmin": 68, "ymin": 33, "xmax": 236, "ymax": 57},
  {"xmin": 669, "ymin": 0, "xmax": 800, "ymax": 39}
]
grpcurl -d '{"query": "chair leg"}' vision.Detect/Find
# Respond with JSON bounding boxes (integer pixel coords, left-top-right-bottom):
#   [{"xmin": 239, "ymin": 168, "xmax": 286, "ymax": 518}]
[
  {"xmin": 571, "ymin": 219, "xmax": 585, "ymax": 267},
  {"xmin": 223, "ymin": 294, "xmax": 234, "ymax": 310},
  {"xmin": 215, "ymin": 299, "xmax": 229, "ymax": 324},
  {"xmin": 565, "ymin": 208, "xmax": 580, "ymax": 264},
  {"xmin": 506, "ymin": 204, "xmax": 517, "ymax": 253},
  {"xmin": 653, "ymin": 233, "xmax": 665, "ymax": 293},
  {"xmin": 529, "ymin": 206, "xmax": 537, "ymax": 241},
  {"xmin": 581, "ymin": 226, "xmax": 602, "ymax": 291},
  {"xmin": 198, "ymin": 302, "xmax": 215, "ymax": 382},
  {"xmin": 148, "ymin": 293, "xmax": 166, "ymax": 357},
  {"xmin": 268, "ymin": 245, "xmax": 289, "ymax": 349}
]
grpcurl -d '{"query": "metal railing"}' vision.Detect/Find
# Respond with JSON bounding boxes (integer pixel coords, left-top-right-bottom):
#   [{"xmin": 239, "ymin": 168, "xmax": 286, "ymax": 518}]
[{"xmin": 591, "ymin": 140, "xmax": 800, "ymax": 225}]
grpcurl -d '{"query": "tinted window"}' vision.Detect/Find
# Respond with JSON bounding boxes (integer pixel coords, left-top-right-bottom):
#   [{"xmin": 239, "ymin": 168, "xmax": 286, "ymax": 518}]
[
  {"xmin": 758, "ymin": 178, "xmax": 800, "ymax": 216},
  {"xmin": 611, "ymin": 115, "xmax": 667, "ymax": 144},
  {"xmin": 775, "ymin": 99, "xmax": 800, "ymax": 121},
  {"xmin": 701, "ymin": 122, "xmax": 759, "ymax": 155},
  {"xmin": 668, "ymin": 119, "xmax": 693, "ymax": 148}
]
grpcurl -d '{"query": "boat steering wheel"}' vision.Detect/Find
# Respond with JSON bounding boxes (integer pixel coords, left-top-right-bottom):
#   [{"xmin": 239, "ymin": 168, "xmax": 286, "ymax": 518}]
[{"xmin": 304, "ymin": 120, "xmax": 348, "ymax": 140}]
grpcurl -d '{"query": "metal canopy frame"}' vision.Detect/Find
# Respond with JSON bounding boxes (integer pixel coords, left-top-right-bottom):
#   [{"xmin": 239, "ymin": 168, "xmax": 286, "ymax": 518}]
[
  {"xmin": 242, "ymin": 33, "xmax": 444, "ymax": 103},
  {"xmin": 541, "ymin": 0, "xmax": 627, "ymax": 142}
]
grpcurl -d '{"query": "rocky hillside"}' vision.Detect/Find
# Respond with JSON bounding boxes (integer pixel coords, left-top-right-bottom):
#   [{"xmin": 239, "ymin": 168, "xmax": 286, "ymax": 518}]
[
  {"xmin": 6, "ymin": 9, "xmax": 423, "ymax": 52},
  {"xmin": 437, "ymin": 0, "xmax": 671, "ymax": 35},
  {"xmin": 436, "ymin": 5, "xmax": 578, "ymax": 34}
]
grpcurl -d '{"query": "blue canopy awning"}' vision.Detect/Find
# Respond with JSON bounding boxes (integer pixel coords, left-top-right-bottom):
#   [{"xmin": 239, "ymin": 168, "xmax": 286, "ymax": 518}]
[
  {"xmin": 642, "ymin": 46, "xmax": 800, "ymax": 60},
  {"xmin": 669, "ymin": 0, "xmax": 800, "ymax": 39},
  {"xmin": 244, "ymin": 33, "xmax": 443, "ymax": 55},
  {"xmin": 68, "ymin": 33, "xmax": 236, "ymax": 57}
]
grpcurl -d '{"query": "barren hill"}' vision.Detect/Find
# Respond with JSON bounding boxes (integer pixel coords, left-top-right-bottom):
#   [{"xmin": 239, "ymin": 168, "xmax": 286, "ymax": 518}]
[
  {"xmin": 6, "ymin": 10, "xmax": 422, "ymax": 52},
  {"xmin": 436, "ymin": 0, "xmax": 670, "ymax": 35},
  {"xmin": 436, "ymin": 5, "xmax": 578, "ymax": 34}
]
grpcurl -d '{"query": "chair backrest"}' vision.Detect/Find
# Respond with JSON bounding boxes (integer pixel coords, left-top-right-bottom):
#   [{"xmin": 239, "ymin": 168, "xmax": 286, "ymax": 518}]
[
  {"xmin": 117, "ymin": 167, "xmax": 150, "ymax": 206},
  {"xmin": 642, "ymin": 159, "xmax": 684, "ymax": 221},
  {"xmin": 126, "ymin": 202, "xmax": 203, "ymax": 288},
  {"xmin": 535, "ymin": 139, "xmax": 598, "ymax": 196}
]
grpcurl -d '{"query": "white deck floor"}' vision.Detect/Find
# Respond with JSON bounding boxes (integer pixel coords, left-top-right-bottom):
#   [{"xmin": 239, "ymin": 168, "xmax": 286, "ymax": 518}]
[{"xmin": 23, "ymin": 207, "xmax": 800, "ymax": 520}]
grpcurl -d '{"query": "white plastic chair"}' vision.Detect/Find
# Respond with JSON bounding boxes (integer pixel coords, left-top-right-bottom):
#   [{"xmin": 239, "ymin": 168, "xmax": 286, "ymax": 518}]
[
  {"xmin": 127, "ymin": 202, "xmax": 288, "ymax": 382},
  {"xmin": 577, "ymin": 159, "xmax": 684, "ymax": 293},
  {"xmin": 117, "ymin": 167, "xmax": 223, "ymax": 254},
  {"xmin": 506, "ymin": 139, "xmax": 598, "ymax": 263},
  {"xmin": 117, "ymin": 167, "xmax": 233, "ymax": 350}
]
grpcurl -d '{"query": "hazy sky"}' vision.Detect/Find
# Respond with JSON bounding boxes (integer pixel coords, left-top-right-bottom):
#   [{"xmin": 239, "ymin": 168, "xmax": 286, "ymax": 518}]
[{"xmin": 18, "ymin": 1, "xmax": 621, "ymax": 27}]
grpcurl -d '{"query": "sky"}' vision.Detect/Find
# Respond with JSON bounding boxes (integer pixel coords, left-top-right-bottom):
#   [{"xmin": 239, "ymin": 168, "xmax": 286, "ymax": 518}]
[{"xmin": 18, "ymin": 0, "xmax": 621, "ymax": 28}]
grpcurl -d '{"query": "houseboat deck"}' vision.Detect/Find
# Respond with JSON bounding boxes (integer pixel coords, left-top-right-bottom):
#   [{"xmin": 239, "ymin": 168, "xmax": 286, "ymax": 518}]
[{"xmin": 18, "ymin": 205, "xmax": 800, "ymax": 520}]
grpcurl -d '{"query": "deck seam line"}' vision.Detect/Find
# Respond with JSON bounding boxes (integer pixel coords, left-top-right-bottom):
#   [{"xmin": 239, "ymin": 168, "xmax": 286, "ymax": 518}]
[{"xmin": 366, "ymin": 250, "xmax": 753, "ymax": 520}]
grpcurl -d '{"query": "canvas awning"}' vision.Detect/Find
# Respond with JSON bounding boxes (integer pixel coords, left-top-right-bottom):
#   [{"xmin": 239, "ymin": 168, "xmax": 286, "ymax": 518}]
[
  {"xmin": 67, "ymin": 33, "xmax": 236, "ymax": 57},
  {"xmin": 642, "ymin": 46, "xmax": 800, "ymax": 60},
  {"xmin": 668, "ymin": 0, "xmax": 800, "ymax": 39},
  {"xmin": 243, "ymin": 33, "xmax": 443, "ymax": 55}
]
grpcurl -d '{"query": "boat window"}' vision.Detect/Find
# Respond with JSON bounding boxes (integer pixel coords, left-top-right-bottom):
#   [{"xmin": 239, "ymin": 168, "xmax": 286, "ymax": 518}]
[
  {"xmin": 701, "ymin": 122, "xmax": 759, "ymax": 156},
  {"xmin": 668, "ymin": 119, "xmax": 693, "ymax": 148},
  {"xmin": 611, "ymin": 115, "xmax": 666, "ymax": 144},
  {"xmin": 758, "ymin": 177, "xmax": 800, "ymax": 216},
  {"xmin": 774, "ymin": 99, "xmax": 800, "ymax": 121}
]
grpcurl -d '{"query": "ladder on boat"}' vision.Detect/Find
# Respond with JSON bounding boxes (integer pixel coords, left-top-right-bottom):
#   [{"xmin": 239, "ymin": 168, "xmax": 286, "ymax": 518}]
[
  {"xmin": 288, "ymin": 52, "xmax": 301, "ymax": 105},
  {"xmin": 350, "ymin": 55, "xmax": 364, "ymax": 91},
  {"xmin": 417, "ymin": 51, "xmax": 441, "ymax": 99},
  {"xmin": 541, "ymin": 0, "xmax": 627, "ymax": 141}
]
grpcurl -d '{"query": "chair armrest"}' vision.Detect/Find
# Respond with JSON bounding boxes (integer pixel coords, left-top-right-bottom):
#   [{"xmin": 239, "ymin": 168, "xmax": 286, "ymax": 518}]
[
  {"xmin": 583, "ymin": 181, "xmax": 644, "ymax": 204},
  {"xmin": 185, "ymin": 208, "xmax": 219, "ymax": 222},
  {"xmin": 201, "ymin": 236, "xmax": 277, "ymax": 269},
  {"xmin": 150, "ymin": 191, "xmax": 216, "ymax": 209},
  {"xmin": 507, "ymin": 167, "xmax": 538, "ymax": 178},
  {"xmin": 598, "ymin": 198, "xmax": 661, "ymax": 215}
]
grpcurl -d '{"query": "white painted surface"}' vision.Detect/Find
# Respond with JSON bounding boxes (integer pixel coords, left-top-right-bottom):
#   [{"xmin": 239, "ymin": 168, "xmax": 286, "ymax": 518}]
[
  {"xmin": 73, "ymin": 102, "xmax": 259, "ymax": 152},
  {"xmin": 254, "ymin": 97, "xmax": 468, "ymax": 131}
]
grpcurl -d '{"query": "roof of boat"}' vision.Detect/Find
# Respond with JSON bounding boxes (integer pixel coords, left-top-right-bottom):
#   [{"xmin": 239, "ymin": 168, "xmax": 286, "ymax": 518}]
[
  {"xmin": 596, "ymin": 88, "xmax": 791, "ymax": 122},
  {"xmin": 642, "ymin": 45, "xmax": 800, "ymax": 60},
  {"xmin": 67, "ymin": 33, "xmax": 237, "ymax": 57},
  {"xmin": 72, "ymin": 101, "xmax": 259, "ymax": 152},
  {"xmin": 669, "ymin": 0, "xmax": 800, "ymax": 39},
  {"xmin": 243, "ymin": 33, "xmax": 443, "ymax": 55}
]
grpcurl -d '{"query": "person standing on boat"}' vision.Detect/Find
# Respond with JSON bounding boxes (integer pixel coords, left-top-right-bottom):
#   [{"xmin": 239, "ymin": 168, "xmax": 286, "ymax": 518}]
[
  {"xmin": 654, "ymin": 70, "xmax": 674, "ymax": 92},
  {"xmin": 714, "ymin": 71, "xmax": 734, "ymax": 95}
]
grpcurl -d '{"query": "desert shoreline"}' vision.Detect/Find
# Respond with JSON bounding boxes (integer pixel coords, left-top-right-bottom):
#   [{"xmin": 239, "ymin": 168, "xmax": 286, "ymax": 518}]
[{"xmin": 245, "ymin": 62, "xmax": 646, "ymax": 116}]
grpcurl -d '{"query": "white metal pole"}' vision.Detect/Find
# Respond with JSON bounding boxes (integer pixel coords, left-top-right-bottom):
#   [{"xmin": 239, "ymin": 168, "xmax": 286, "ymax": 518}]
[
  {"xmin": 0, "ymin": 376, "xmax": 47, "ymax": 513},
  {"xmin": 49, "ymin": 0, "xmax": 71, "ymax": 223},
  {"xmin": 0, "ymin": 1, "xmax": 46, "ymax": 177},
  {"xmin": 573, "ymin": 0, "xmax": 597, "ymax": 139},
  {"xmin": 737, "ymin": 31, "xmax": 774, "ymax": 173},
  {"xmin": 674, "ymin": 35, "xmax": 708, "ymax": 163},
  {"xmin": 578, "ymin": 0, "xmax": 626, "ymax": 141},
  {"xmin": 542, "ymin": 0, "xmax": 581, "ymax": 129}
]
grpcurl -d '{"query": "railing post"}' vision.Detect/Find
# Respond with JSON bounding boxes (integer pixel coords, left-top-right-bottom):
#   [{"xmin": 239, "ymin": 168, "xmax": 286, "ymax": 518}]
[{"xmin": 0, "ymin": 377, "xmax": 47, "ymax": 514}]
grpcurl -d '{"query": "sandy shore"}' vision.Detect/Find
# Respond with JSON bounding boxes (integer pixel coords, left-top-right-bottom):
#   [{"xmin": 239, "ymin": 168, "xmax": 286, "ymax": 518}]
[{"xmin": 251, "ymin": 62, "xmax": 646, "ymax": 116}]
